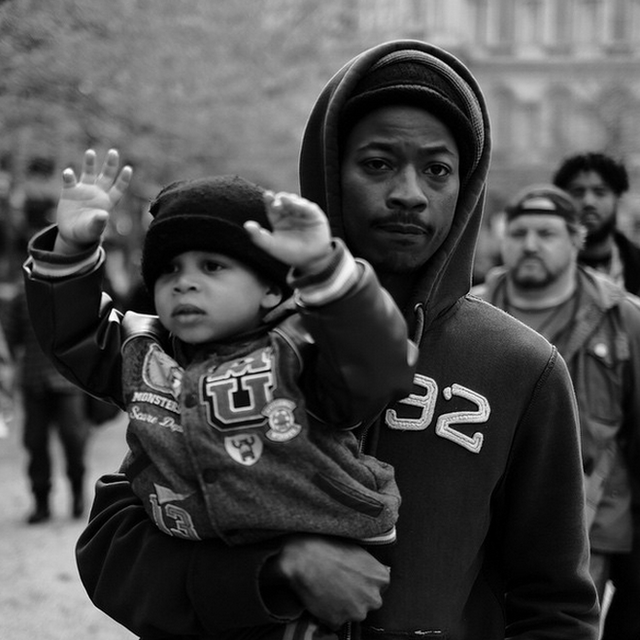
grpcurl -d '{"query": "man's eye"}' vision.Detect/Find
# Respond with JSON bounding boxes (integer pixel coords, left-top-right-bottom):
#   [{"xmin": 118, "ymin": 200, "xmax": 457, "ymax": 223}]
[
  {"xmin": 362, "ymin": 158, "xmax": 391, "ymax": 172},
  {"xmin": 426, "ymin": 163, "xmax": 451, "ymax": 178}
]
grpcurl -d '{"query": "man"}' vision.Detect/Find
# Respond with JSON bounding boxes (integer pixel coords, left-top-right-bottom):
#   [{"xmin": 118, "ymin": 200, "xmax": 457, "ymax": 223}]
[
  {"xmin": 25, "ymin": 41, "xmax": 599, "ymax": 638},
  {"xmin": 554, "ymin": 153, "xmax": 640, "ymax": 640},
  {"xmin": 553, "ymin": 152, "xmax": 640, "ymax": 295},
  {"xmin": 473, "ymin": 184, "xmax": 640, "ymax": 640}
]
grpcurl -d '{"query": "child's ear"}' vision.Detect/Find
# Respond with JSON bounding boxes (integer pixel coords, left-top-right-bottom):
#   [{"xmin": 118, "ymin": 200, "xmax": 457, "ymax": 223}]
[{"xmin": 261, "ymin": 284, "xmax": 283, "ymax": 310}]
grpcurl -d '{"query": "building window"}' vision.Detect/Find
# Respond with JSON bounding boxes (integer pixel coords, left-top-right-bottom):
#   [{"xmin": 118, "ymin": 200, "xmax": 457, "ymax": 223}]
[
  {"xmin": 473, "ymin": 0, "xmax": 490, "ymax": 45},
  {"xmin": 608, "ymin": 0, "xmax": 637, "ymax": 47},
  {"xmin": 515, "ymin": 102, "xmax": 543, "ymax": 159},
  {"xmin": 550, "ymin": 0, "xmax": 574, "ymax": 49},
  {"xmin": 518, "ymin": 0, "xmax": 544, "ymax": 48},
  {"xmin": 575, "ymin": 0, "xmax": 603, "ymax": 48},
  {"xmin": 497, "ymin": 0, "xmax": 515, "ymax": 45}
]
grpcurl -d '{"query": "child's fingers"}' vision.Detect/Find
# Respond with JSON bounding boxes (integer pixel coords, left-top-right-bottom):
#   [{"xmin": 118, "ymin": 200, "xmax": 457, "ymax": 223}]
[
  {"xmin": 97, "ymin": 149, "xmax": 122, "ymax": 191},
  {"xmin": 244, "ymin": 220, "xmax": 273, "ymax": 251},
  {"xmin": 80, "ymin": 149, "xmax": 97, "ymax": 183},
  {"xmin": 61, "ymin": 168, "xmax": 78, "ymax": 189},
  {"xmin": 110, "ymin": 165, "xmax": 133, "ymax": 203},
  {"xmin": 87, "ymin": 212, "xmax": 109, "ymax": 237}
]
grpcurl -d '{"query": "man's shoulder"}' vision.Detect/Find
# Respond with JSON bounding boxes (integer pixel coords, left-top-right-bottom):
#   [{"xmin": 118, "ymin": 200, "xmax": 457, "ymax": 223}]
[
  {"xmin": 581, "ymin": 267, "xmax": 640, "ymax": 310},
  {"xmin": 614, "ymin": 229, "xmax": 640, "ymax": 258},
  {"xmin": 455, "ymin": 294, "xmax": 555, "ymax": 356}
]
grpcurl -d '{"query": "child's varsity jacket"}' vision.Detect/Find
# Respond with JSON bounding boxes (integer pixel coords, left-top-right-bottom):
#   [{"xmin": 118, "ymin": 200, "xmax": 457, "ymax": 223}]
[{"xmin": 25, "ymin": 229, "xmax": 416, "ymax": 545}]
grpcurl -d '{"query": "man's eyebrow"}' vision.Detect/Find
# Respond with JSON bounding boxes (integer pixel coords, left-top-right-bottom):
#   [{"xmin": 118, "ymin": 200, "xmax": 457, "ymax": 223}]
[{"xmin": 354, "ymin": 140, "xmax": 457, "ymax": 155}]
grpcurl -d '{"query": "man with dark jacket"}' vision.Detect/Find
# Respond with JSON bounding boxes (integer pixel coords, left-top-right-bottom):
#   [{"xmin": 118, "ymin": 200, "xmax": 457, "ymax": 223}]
[
  {"xmin": 553, "ymin": 152, "xmax": 640, "ymax": 295},
  {"xmin": 24, "ymin": 41, "xmax": 599, "ymax": 639},
  {"xmin": 473, "ymin": 183, "xmax": 640, "ymax": 640},
  {"xmin": 553, "ymin": 153, "xmax": 640, "ymax": 639}
]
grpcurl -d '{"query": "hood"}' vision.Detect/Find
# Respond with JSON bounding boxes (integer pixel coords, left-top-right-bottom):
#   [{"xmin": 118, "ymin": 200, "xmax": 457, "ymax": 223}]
[{"xmin": 298, "ymin": 40, "xmax": 492, "ymax": 335}]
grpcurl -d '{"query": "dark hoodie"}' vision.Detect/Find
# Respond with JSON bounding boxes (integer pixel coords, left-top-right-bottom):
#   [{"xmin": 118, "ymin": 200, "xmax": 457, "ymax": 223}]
[
  {"xmin": 40, "ymin": 41, "xmax": 598, "ymax": 640},
  {"xmin": 297, "ymin": 40, "xmax": 599, "ymax": 639}
]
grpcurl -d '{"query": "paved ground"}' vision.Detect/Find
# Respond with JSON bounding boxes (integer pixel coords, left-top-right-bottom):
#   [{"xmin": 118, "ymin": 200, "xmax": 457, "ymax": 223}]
[
  {"xmin": 0, "ymin": 401, "xmax": 612, "ymax": 639},
  {"xmin": 0, "ymin": 407, "xmax": 136, "ymax": 639}
]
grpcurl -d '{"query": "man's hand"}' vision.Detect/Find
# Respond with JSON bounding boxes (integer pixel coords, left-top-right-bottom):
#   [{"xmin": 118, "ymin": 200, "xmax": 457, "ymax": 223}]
[
  {"xmin": 54, "ymin": 149, "xmax": 132, "ymax": 255},
  {"xmin": 277, "ymin": 535, "xmax": 390, "ymax": 630},
  {"xmin": 244, "ymin": 191, "xmax": 332, "ymax": 274}
]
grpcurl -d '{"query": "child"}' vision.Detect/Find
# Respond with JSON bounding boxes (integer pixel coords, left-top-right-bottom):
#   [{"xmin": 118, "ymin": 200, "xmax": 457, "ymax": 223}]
[{"xmin": 25, "ymin": 149, "xmax": 416, "ymax": 635}]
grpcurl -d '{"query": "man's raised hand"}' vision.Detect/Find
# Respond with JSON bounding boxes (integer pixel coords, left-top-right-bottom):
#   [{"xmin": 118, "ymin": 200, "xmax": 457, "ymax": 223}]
[{"xmin": 54, "ymin": 149, "xmax": 132, "ymax": 255}]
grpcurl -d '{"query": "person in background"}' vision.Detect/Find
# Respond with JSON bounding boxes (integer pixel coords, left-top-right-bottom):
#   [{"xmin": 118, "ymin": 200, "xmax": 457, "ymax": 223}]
[
  {"xmin": 25, "ymin": 40, "xmax": 599, "ymax": 639},
  {"xmin": 472, "ymin": 184, "xmax": 640, "ymax": 640},
  {"xmin": 8, "ymin": 183, "xmax": 91, "ymax": 524},
  {"xmin": 553, "ymin": 152, "xmax": 640, "ymax": 295},
  {"xmin": 554, "ymin": 153, "xmax": 640, "ymax": 640}
]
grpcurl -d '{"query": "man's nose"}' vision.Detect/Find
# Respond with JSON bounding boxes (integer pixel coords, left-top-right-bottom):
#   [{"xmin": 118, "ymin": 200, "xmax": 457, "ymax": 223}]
[
  {"xmin": 388, "ymin": 167, "xmax": 427, "ymax": 210},
  {"xmin": 523, "ymin": 231, "xmax": 539, "ymax": 251}
]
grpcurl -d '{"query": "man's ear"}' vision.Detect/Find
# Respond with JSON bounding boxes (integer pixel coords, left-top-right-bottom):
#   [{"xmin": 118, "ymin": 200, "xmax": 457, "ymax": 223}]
[{"xmin": 261, "ymin": 284, "xmax": 284, "ymax": 310}]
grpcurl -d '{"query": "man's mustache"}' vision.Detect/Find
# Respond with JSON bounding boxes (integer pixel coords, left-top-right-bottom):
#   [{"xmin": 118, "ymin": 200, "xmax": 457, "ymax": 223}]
[{"xmin": 373, "ymin": 212, "xmax": 431, "ymax": 232}]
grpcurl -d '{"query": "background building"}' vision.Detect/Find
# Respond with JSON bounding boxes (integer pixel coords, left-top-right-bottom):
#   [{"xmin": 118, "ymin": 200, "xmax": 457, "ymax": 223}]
[{"xmin": 2, "ymin": 0, "xmax": 639, "ymax": 288}]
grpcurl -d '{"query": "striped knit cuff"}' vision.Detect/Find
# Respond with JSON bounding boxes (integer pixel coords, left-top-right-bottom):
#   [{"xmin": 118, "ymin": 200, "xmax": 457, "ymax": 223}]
[
  {"xmin": 291, "ymin": 239, "xmax": 360, "ymax": 307},
  {"xmin": 27, "ymin": 225, "xmax": 103, "ymax": 279}
]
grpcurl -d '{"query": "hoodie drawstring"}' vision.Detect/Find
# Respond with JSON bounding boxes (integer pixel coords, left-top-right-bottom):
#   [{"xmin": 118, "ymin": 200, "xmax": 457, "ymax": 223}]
[{"xmin": 412, "ymin": 303, "xmax": 425, "ymax": 345}]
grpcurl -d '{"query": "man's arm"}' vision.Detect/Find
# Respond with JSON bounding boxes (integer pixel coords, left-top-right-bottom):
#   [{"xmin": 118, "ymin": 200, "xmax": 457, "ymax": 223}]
[
  {"xmin": 78, "ymin": 474, "xmax": 389, "ymax": 635},
  {"xmin": 500, "ymin": 351, "xmax": 600, "ymax": 637},
  {"xmin": 77, "ymin": 474, "xmax": 300, "ymax": 636}
]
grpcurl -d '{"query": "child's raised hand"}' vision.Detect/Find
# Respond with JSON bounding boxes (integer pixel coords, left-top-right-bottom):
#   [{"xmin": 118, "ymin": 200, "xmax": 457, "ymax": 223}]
[
  {"xmin": 245, "ymin": 191, "xmax": 332, "ymax": 273},
  {"xmin": 54, "ymin": 149, "xmax": 132, "ymax": 255}
]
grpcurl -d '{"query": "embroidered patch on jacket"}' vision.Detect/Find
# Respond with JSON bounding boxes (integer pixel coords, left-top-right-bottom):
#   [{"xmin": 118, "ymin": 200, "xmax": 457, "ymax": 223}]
[
  {"xmin": 225, "ymin": 434, "xmax": 264, "ymax": 465},
  {"xmin": 201, "ymin": 347, "xmax": 274, "ymax": 430},
  {"xmin": 263, "ymin": 398, "xmax": 302, "ymax": 442},
  {"xmin": 142, "ymin": 342, "xmax": 183, "ymax": 399}
]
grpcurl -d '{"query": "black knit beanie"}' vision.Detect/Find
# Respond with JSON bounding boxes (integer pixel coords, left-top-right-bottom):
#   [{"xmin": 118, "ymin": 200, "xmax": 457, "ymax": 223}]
[
  {"xmin": 341, "ymin": 50, "xmax": 484, "ymax": 183},
  {"xmin": 141, "ymin": 175, "xmax": 290, "ymax": 293}
]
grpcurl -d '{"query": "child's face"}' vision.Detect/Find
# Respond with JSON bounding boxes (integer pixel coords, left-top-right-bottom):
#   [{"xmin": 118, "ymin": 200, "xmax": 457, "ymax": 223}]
[{"xmin": 154, "ymin": 250, "xmax": 282, "ymax": 344}]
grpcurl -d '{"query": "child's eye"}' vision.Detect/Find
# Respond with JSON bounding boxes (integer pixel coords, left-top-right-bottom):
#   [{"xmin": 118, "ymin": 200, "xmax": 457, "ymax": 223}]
[
  {"xmin": 159, "ymin": 262, "xmax": 178, "ymax": 275},
  {"xmin": 203, "ymin": 260, "xmax": 224, "ymax": 273}
]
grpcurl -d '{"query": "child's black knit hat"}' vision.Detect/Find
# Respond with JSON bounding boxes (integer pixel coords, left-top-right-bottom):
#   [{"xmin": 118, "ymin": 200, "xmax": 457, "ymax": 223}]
[{"xmin": 141, "ymin": 175, "xmax": 289, "ymax": 292}]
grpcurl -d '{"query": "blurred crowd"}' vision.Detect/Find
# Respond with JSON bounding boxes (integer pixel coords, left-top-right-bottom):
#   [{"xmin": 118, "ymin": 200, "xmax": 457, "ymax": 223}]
[{"xmin": 0, "ymin": 154, "xmax": 153, "ymax": 524}]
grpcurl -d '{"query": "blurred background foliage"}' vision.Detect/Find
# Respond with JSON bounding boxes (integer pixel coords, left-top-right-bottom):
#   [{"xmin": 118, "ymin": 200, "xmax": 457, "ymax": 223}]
[
  {"xmin": 2, "ymin": 0, "xmax": 640, "ymax": 295},
  {"xmin": 0, "ymin": 0, "xmax": 343, "ymax": 191}
]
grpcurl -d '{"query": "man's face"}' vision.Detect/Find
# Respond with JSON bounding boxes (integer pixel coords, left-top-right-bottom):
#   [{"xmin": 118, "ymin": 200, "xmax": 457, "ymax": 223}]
[
  {"xmin": 563, "ymin": 170, "xmax": 618, "ymax": 242},
  {"xmin": 340, "ymin": 105, "xmax": 460, "ymax": 275},
  {"xmin": 502, "ymin": 215, "xmax": 577, "ymax": 289}
]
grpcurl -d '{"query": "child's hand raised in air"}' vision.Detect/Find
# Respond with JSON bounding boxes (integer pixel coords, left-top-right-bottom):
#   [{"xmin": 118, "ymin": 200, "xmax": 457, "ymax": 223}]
[
  {"xmin": 245, "ymin": 191, "xmax": 333, "ymax": 275},
  {"xmin": 54, "ymin": 149, "xmax": 132, "ymax": 255}
]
